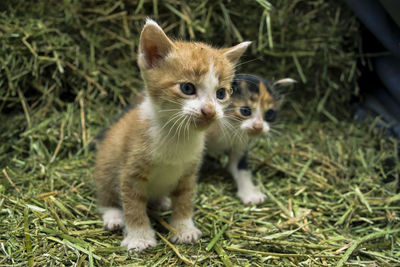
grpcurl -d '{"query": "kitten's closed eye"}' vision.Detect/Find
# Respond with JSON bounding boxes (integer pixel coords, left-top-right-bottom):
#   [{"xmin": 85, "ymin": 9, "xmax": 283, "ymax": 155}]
[{"xmin": 264, "ymin": 109, "xmax": 277, "ymax": 122}]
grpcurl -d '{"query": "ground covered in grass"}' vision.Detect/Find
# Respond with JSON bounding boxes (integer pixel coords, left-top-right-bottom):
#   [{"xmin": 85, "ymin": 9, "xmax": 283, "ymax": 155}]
[
  {"xmin": 1, "ymin": 111, "xmax": 399, "ymax": 266},
  {"xmin": 1, "ymin": 0, "xmax": 399, "ymax": 266}
]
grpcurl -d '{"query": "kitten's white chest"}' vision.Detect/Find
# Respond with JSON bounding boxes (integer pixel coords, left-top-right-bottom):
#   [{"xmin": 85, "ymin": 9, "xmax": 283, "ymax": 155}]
[
  {"xmin": 147, "ymin": 162, "xmax": 185, "ymax": 199},
  {"xmin": 147, "ymin": 129, "xmax": 204, "ymax": 199},
  {"xmin": 139, "ymin": 99, "xmax": 205, "ymax": 199}
]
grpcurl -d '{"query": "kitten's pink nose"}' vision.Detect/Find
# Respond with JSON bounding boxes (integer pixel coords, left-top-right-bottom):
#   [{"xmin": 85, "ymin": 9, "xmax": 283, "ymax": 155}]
[
  {"xmin": 201, "ymin": 104, "xmax": 216, "ymax": 120},
  {"xmin": 252, "ymin": 121, "xmax": 263, "ymax": 133}
]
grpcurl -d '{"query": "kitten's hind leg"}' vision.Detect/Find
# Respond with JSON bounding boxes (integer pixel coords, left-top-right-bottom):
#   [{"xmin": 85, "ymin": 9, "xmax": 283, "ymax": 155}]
[
  {"xmin": 95, "ymin": 165, "xmax": 124, "ymax": 231},
  {"xmin": 170, "ymin": 167, "xmax": 202, "ymax": 244},
  {"xmin": 228, "ymin": 149, "xmax": 267, "ymax": 205}
]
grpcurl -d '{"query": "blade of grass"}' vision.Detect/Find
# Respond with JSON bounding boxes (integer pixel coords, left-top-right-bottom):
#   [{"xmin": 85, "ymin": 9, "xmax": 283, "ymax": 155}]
[
  {"xmin": 156, "ymin": 232, "xmax": 193, "ymax": 265},
  {"xmin": 214, "ymin": 243, "xmax": 234, "ymax": 267},
  {"xmin": 24, "ymin": 208, "xmax": 34, "ymax": 267},
  {"xmin": 206, "ymin": 223, "xmax": 228, "ymax": 251},
  {"xmin": 337, "ymin": 229, "xmax": 400, "ymax": 267},
  {"xmin": 292, "ymin": 53, "xmax": 307, "ymax": 83}
]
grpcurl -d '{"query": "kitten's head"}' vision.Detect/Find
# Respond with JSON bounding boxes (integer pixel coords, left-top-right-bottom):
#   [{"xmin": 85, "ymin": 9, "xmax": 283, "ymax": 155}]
[
  {"xmin": 138, "ymin": 19, "xmax": 250, "ymax": 130},
  {"xmin": 227, "ymin": 74, "xmax": 295, "ymax": 136}
]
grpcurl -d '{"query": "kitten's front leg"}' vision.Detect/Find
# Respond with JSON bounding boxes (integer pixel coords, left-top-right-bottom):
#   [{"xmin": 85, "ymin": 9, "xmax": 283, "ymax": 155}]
[
  {"xmin": 170, "ymin": 166, "xmax": 202, "ymax": 244},
  {"xmin": 120, "ymin": 169, "xmax": 156, "ymax": 252},
  {"xmin": 228, "ymin": 149, "xmax": 267, "ymax": 205}
]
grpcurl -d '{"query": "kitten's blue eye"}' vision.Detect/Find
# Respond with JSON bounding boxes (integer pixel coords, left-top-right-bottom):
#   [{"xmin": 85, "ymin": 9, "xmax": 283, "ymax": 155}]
[
  {"xmin": 240, "ymin": 106, "xmax": 252, "ymax": 116},
  {"xmin": 216, "ymin": 88, "xmax": 226, "ymax": 100},
  {"xmin": 264, "ymin": 109, "xmax": 277, "ymax": 122},
  {"xmin": 180, "ymin": 83, "xmax": 196, "ymax": 95}
]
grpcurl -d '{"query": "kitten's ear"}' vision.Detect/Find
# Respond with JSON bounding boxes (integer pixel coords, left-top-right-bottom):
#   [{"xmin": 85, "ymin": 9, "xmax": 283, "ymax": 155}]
[
  {"xmin": 139, "ymin": 18, "xmax": 175, "ymax": 69},
  {"xmin": 272, "ymin": 78, "xmax": 297, "ymax": 89},
  {"xmin": 271, "ymin": 78, "xmax": 297, "ymax": 102},
  {"xmin": 222, "ymin": 41, "xmax": 252, "ymax": 65}
]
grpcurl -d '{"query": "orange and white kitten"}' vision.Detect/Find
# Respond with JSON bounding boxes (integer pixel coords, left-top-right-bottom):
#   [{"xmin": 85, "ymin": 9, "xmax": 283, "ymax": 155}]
[
  {"xmin": 206, "ymin": 74, "xmax": 295, "ymax": 205},
  {"xmin": 94, "ymin": 19, "xmax": 250, "ymax": 252}
]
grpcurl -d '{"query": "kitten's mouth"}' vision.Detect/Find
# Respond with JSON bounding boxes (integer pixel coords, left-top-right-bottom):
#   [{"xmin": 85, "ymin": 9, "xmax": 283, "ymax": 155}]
[
  {"xmin": 247, "ymin": 128, "xmax": 263, "ymax": 136},
  {"xmin": 194, "ymin": 117, "xmax": 215, "ymax": 129}
]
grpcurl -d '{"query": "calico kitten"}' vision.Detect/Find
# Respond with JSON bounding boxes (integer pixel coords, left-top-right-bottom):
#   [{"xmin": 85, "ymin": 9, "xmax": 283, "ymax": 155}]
[
  {"xmin": 94, "ymin": 19, "xmax": 250, "ymax": 252},
  {"xmin": 206, "ymin": 74, "xmax": 295, "ymax": 205}
]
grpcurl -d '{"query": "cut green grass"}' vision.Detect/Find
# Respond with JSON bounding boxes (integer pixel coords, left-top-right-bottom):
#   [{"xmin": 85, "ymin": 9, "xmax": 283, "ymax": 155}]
[{"xmin": 1, "ymin": 0, "xmax": 399, "ymax": 266}]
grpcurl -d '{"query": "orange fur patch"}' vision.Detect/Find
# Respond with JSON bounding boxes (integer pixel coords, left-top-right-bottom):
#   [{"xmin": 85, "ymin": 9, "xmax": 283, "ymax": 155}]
[
  {"xmin": 141, "ymin": 41, "xmax": 235, "ymax": 107},
  {"xmin": 259, "ymin": 81, "xmax": 274, "ymax": 110}
]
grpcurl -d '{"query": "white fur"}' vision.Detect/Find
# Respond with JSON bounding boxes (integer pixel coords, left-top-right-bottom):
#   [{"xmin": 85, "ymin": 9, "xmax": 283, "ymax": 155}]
[
  {"xmin": 139, "ymin": 99, "xmax": 205, "ymax": 200},
  {"xmin": 122, "ymin": 225, "xmax": 157, "ymax": 252},
  {"xmin": 146, "ymin": 161, "xmax": 195, "ymax": 199},
  {"xmin": 202, "ymin": 62, "xmax": 219, "ymax": 94},
  {"xmin": 240, "ymin": 105, "xmax": 270, "ymax": 134},
  {"xmin": 240, "ymin": 118, "xmax": 270, "ymax": 134},
  {"xmin": 170, "ymin": 218, "xmax": 202, "ymax": 243},
  {"xmin": 101, "ymin": 207, "xmax": 125, "ymax": 231},
  {"xmin": 273, "ymin": 78, "xmax": 297, "ymax": 86},
  {"xmin": 145, "ymin": 17, "xmax": 162, "ymax": 30},
  {"xmin": 231, "ymin": 169, "xmax": 266, "ymax": 205},
  {"xmin": 183, "ymin": 62, "xmax": 224, "ymax": 121},
  {"xmin": 228, "ymin": 150, "xmax": 267, "ymax": 205},
  {"xmin": 224, "ymin": 41, "xmax": 251, "ymax": 63},
  {"xmin": 262, "ymin": 121, "xmax": 270, "ymax": 133},
  {"xmin": 235, "ymin": 41, "xmax": 252, "ymax": 50},
  {"xmin": 182, "ymin": 99, "xmax": 202, "ymax": 118},
  {"xmin": 203, "ymin": 62, "xmax": 224, "ymax": 119}
]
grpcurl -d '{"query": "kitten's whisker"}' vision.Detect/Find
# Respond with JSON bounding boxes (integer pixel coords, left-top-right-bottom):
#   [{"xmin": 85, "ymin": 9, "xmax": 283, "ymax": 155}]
[
  {"xmin": 224, "ymin": 107, "xmax": 241, "ymax": 111},
  {"xmin": 223, "ymin": 113, "xmax": 241, "ymax": 120},
  {"xmin": 168, "ymin": 113, "xmax": 186, "ymax": 139},
  {"xmin": 184, "ymin": 115, "xmax": 193, "ymax": 141},
  {"xmin": 175, "ymin": 115, "xmax": 188, "ymax": 144},
  {"xmin": 160, "ymin": 112, "xmax": 184, "ymax": 132},
  {"xmin": 159, "ymin": 96, "xmax": 182, "ymax": 103},
  {"xmin": 223, "ymin": 114, "xmax": 242, "ymax": 123},
  {"xmin": 160, "ymin": 113, "xmax": 185, "ymax": 147},
  {"xmin": 217, "ymin": 120, "xmax": 229, "ymax": 143},
  {"xmin": 159, "ymin": 97, "xmax": 184, "ymax": 106},
  {"xmin": 230, "ymin": 121, "xmax": 247, "ymax": 144},
  {"xmin": 192, "ymin": 116, "xmax": 198, "ymax": 129},
  {"xmin": 231, "ymin": 75, "xmax": 267, "ymax": 86},
  {"xmin": 219, "ymin": 120, "xmax": 235, "ymax": 146},
  {"xmin": 268, "ymin": 127, "xmax": 282, "ymax": 136},
  {"xmin": 232, "ymin": 57, "xmax": 263, "ymax": 71},
  {"xmin": 158, "ymin": 108, "xmax": 183, "ymax": 113},
  {"xmin": 269, "ymin": 121, "xmax": 286, "ymax": 127},
  {"xmin": 183, "ymin": 116, "xmax": 188, "ymax": 142},
  {"xmin": 221, "ymin": 118, "xmax": 246, "ymax": 145}
]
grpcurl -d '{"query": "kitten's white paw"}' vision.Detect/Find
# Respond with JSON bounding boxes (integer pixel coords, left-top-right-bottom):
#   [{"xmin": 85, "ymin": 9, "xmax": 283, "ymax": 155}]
[
  {"xmin": 122, "ymin": 226, "xmax": 157, "ymax": 253},
  {"xmin": 102, "ymin": 208, "xmax": 125, "ymax": 231},
  {"xmin": 170, "ymin": 218, "xmax": 202, "ymax": 244},
  {"xmin": 238, "ymin": 186, "xmax": 267, "ymax": 205}
]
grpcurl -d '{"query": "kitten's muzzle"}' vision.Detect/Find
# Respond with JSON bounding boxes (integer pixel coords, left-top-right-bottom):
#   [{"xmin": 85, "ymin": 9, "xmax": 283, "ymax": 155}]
[
  {"xmin": 201, "ymin": 105, "xmax": 216, "ymax": 120},
  {"xmin": 194, "ymin": 104, "xmax": 216, "ymax": 129},
  {"xmin": 248, "ymin": 121, "xmax": 263, "ymax": 135}
]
